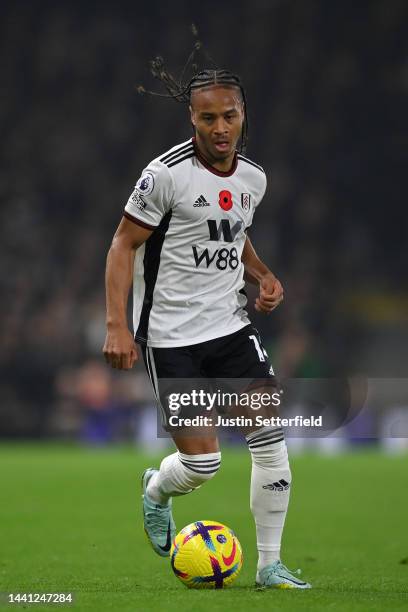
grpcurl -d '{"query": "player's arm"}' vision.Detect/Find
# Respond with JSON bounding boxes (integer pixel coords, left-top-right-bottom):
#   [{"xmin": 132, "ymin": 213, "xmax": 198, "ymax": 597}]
[
  {"xmin": 241, "ymin": 235, "xmax": 284, "ymax": 313},
  {"xmin": 103, "ymin": 217, "xmax": 153, "ymax": 369}
]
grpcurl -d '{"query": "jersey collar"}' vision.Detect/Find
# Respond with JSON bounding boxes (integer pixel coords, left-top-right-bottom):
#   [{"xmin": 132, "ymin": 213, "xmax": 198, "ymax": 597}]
[{"xmin": 192, "ymin": 137, "xmax": 238, "ymax": 177}]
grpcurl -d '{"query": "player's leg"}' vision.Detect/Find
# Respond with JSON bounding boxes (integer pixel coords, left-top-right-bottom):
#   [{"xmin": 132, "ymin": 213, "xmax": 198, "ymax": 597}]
[
  {"xmin": 245, "ymin": 426, "xmax": 311, "ymax": 588},
  {"xmin": 141, "ymin": 344, "xmax": 221, "ymax": 556},
  {"xmin": 207, "ymin": 325, "xmax": 310, "ymax": 588},
  {"xmin": 142, "ymin": 433, "xmax": 220, "ymax": 557},
  {"xmin": 243, "ymin": 341, "xmax": 310, "ymax": 587},
  {"xmin": 145, "ymin": 433, "xmax": 221, "ymax": 506}
]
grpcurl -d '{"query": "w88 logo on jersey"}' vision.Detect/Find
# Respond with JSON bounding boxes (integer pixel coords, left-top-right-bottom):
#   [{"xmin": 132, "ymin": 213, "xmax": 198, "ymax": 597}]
[
  {"xmin": 191, "ymin": 218, "xmax": 243, "ymax": 270},
  {"xmin": 192, "ymin": 246, "xmax": 239, "ymax": 270}
]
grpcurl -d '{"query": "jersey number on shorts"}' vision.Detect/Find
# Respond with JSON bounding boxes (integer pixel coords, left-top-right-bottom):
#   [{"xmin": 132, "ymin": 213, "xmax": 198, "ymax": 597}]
[{"xmin": 249, "ymin": 334, "xmax": 268, "ymax": 362}]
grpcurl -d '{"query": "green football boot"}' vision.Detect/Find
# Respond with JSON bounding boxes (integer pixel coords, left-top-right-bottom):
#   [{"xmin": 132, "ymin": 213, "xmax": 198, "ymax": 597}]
[
  {"xmin": 141, "ymin": 468, "xmax": 176, "ymax": 557},
  {"xmin": 256, "ymin": 560, "xmax": 311, "ymax": 589}
]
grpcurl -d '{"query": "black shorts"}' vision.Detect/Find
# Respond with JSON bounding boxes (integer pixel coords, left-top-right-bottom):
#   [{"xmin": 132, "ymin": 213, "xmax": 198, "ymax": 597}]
[{"xmin": 140, "ymin": 324, "xmax": 278, "ymax": 431}]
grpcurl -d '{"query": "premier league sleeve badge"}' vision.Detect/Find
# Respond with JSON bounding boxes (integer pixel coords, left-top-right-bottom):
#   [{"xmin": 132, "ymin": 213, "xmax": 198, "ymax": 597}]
[{"xmin": 136, "ymin": 171, "xmax": 155, "ymax": 196}]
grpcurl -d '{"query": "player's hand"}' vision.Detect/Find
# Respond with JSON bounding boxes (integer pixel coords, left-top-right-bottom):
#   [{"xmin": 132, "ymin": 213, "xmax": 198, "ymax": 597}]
[
  {"xmin": 255, "ymin": 273, "xmax": 284, "ymax": 314},
  {"xmin": 103, "ymin": 326, "xmax": 138, "ymax": 369}
]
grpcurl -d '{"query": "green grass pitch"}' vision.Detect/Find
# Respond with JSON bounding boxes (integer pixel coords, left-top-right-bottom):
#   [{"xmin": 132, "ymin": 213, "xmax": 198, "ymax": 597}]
[{"xmin": 1, "ymin": 444, "xmax": 407, "ymax": 611}]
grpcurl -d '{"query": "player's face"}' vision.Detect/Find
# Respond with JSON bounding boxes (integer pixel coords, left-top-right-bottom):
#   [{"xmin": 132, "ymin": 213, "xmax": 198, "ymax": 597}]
[{"xmin": 190, "ymin": 86, "xmax": 244, "ymax": 166}]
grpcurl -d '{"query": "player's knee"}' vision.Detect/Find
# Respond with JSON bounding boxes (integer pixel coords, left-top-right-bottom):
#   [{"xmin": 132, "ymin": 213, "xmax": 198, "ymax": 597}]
[
  {"xmin": 246, "ymin": 427, "xmax": 290, "ymax": 470},
  {"xmin": 178, "ymin": 451, "xmax": 221, "ymax": 488}
]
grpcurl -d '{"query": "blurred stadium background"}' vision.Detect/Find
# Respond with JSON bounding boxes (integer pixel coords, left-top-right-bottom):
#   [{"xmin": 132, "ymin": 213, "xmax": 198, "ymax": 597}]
[{"xmin": 0, "ymin": 0, "xmax": 407, "ymax": 449}]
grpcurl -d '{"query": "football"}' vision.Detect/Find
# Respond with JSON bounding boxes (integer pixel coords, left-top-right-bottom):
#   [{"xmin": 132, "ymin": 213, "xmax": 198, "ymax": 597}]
[{"xmin": 170, "ymin": 520, "xmax": 243, "ymax": 589}]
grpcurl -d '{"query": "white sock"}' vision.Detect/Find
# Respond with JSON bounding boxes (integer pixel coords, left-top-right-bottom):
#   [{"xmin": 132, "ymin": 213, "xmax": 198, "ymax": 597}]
[
  {"xmin": 146, "ymin": 451, "xmax": 221, "ymax": 505},
  {"xmin": 246, "ymin": 427, "xmax": 291, "ymax": 571}
]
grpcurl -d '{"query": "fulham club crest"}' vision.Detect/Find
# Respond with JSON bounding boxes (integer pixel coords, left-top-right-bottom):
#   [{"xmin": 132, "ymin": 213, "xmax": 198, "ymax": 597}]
[{"xmin": 241, "ymin": 193, "xmax": 251, "ymax": 212}]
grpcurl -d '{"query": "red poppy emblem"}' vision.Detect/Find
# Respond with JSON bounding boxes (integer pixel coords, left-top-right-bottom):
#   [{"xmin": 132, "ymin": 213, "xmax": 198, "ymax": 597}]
[{"xmin": 219, "ymin": 190, "xmax": 233, "ymax": 211}]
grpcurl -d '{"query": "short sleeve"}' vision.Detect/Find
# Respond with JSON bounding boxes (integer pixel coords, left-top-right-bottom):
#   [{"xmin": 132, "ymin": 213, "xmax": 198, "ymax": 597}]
[
  {"xmin": 124, "ymin": 159, "xmax": 174, "ymax": 229},
  {"xmin": 258, "ymin": 172, "xmax": 267, "ymax": 204},
  {"xmin": 246, "ymin": 172, "xmax": 267, "ymax": 229}
]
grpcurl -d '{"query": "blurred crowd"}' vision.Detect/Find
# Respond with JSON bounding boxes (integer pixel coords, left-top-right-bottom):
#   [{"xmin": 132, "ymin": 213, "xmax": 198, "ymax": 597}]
[{"xmin": 0, "ymin": 0, "xmax": 406, "ymax": 439}]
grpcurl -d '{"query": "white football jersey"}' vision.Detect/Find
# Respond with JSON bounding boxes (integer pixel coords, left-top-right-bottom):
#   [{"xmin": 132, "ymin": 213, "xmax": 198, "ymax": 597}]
[{"xmin": 124, "ymin": 138, "xmax": 267, "ymax": 348}]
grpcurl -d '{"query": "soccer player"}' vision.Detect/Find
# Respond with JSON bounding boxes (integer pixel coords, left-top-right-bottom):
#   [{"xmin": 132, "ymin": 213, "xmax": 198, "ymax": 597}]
[{"xmin": 103, "ymin": 67, "xmax": 311, "ymax": 589}]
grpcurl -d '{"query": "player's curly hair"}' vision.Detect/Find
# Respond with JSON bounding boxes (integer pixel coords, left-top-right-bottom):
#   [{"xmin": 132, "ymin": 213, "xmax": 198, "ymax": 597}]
[{"xmin": 137, "ymin": 26, "xmax": 248, "ymax": 153}]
